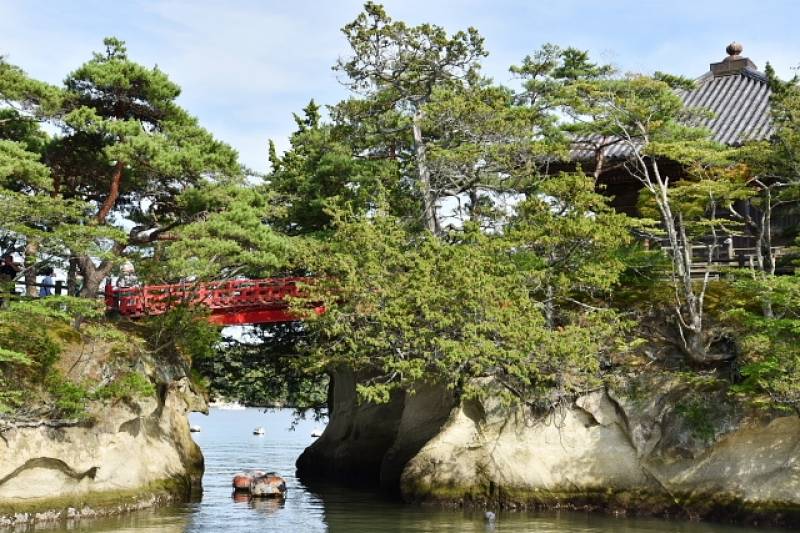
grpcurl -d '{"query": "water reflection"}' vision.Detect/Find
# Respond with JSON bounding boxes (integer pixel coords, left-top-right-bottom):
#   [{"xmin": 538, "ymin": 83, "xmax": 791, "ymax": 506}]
[
  {"xmin": 15, "ymin": 507, "xmax": 190, "ymax": 532},
  {"xmin": 230, "ymin": 489, "xmax": 286, "ymax": 516},
  {"xmin": 231, "ymin": 491, "xmax": 250, "ymax": 504},
  {"xmin": 248, "ymin": 496, "xmax": 286, "ymax": 515}
]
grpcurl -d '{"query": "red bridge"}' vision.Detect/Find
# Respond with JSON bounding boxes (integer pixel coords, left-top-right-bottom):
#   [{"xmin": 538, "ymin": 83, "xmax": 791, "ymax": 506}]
[{"xmin": 105, "ymin": 277, "xmax": 323, "ymax": 326}]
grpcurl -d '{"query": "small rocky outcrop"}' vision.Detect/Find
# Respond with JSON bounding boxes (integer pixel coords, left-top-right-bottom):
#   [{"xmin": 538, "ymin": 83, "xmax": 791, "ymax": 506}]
[{"xmin": 231, "ymin": 471, "xmax": 287, "ymax": 498}]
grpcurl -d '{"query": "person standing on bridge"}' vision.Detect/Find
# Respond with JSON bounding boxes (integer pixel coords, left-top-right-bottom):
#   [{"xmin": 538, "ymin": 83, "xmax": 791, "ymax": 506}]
[
  {"xmin": 116, "ymin": 261, "xmax": 138, "ymax": 288},
  {"xmin": 39, "ymin": 267, "xmax": 55, "ymax": 297}
]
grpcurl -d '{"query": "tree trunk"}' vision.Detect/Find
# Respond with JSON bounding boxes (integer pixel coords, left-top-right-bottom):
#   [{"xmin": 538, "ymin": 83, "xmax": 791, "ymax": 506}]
[
  {"xmin": 23, "ymin": 240, "xmax": 39, "ymax": 297},
  {"xmin": 760, "ymin": 200, "xmax": 776, "ymax": 318},
  {"xmin": 80, "ymin": 158, "xmax": 126, "ymax": 297},
  {"xmin": 78, "ymin": 264, "xmax": 109, "ymax": 298},
  {"xmin": 76, "ymin": 254, "xmax": 117, "ymax": 298},
  {"xmin": 544, "ymin": 283, "xmax": 555, "ymax": 329},
  {"xmin": 67, "ymin": 257, "xmax": 77, "ymax": 296},
  {"xmin": 642, "ymin": 157, "xmax": 717, "ymax": 364},
  {"xmin": 96, "ymin": 160, "xmax": 125, "ymax": 223},
  {"xmin": 468, "ymin": 187, "xmax": 479, "ymax": 221},
  {"xmin": 748, "ymin": 187, "xmax": 776, "ymax": 317},
  {"xmin": 763, "ymin": 189, "xmax": 775, "ymax": 276},
  {"xmin": 411, "ymin": 109, "xmax": 440, "ymax": 234}
]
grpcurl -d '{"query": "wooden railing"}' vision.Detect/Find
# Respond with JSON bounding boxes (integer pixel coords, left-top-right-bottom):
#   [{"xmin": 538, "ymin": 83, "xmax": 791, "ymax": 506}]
[{"xmin": 657, "ymin": 245, "xmax": 792, "ymax": 277}]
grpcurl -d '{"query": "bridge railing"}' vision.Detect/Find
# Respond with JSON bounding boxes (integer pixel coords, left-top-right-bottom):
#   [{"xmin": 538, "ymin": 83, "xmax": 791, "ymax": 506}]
[{"xmin": 105, "ymin": 277, "xmax": 312, "ymax": 318}]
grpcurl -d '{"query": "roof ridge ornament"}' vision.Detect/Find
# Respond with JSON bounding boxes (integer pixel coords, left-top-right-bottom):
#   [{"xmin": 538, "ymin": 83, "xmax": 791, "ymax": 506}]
[
  {"xmin": 725, "ymin": 42, "xmax": 743, "ymax": 58},
  {"xmin": 711, "ymin": 41, "xmax": 757, "ymax": 77}
]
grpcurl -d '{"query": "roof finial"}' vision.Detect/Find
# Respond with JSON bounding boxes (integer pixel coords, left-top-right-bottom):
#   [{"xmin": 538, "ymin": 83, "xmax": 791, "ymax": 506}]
[
  {"xmin": 711, "ymin": 42, "xmax": 757, "ymax": 76},
  {"xmin": 726, "ymin": 42, "xmax": 743, "ymax": 57}
]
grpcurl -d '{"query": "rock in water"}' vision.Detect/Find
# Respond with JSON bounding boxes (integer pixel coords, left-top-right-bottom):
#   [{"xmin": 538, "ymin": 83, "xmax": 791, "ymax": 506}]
[
  {"xmin": 250, "ymin": 473, "xmax": 287, "ymax": 498},
  {"xmin": 232, "ymin": 473, "xmax": 253, "ymax": 491}
]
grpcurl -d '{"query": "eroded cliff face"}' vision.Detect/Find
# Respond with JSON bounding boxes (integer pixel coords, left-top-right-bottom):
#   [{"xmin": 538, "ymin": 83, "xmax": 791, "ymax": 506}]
[
  {"xmin": 296, "ymin": 367, "xmax": 454, "ymax": 491},
  {"xmin": 0, "ymin": 338, "xmax": 206, "ymax": 528},
  {"xmin": 299, "ymin": 371, "xmax": 800, "ymax": 526}
]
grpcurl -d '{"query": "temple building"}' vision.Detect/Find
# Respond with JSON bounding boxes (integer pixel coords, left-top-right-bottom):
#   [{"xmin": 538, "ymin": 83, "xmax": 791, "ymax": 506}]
[
  {"xmin": 564, "ymin": 43, "xmax": 797, "ymax": 271},
  {"xmin": 597, "ymin": 43, "xmax": 773, "ymax": 215}
]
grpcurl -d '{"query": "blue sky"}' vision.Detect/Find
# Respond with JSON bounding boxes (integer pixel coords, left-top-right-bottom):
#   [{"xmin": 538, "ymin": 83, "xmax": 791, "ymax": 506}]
[{"xmin": 1, "ymin": 1, "xmax": 798, "ymax": 173}]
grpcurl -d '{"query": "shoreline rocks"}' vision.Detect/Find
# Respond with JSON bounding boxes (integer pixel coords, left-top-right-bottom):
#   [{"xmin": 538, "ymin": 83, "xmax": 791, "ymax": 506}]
[
  {"xmin": 297, "ymin": 370, "xmax": 800, "ymax": 527},
  {"xmin": 0, "ymin": 476, "xmax": 196, "ymax": 529}
]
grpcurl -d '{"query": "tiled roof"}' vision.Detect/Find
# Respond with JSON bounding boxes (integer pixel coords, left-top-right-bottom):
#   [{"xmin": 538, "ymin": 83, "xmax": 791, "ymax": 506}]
[
  {"xmin": 681, "ymin": 68, "xmax": 773, "ymax": 145},
  {"xmin": 571, "ymin": 52, "xmax": 774, "ymax": 162}
]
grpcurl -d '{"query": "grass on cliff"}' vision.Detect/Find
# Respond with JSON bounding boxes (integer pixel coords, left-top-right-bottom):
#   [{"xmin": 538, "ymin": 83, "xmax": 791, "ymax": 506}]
[{"xmin": 0, "ymin": 297, "xmax": 155, "ymax": 418}]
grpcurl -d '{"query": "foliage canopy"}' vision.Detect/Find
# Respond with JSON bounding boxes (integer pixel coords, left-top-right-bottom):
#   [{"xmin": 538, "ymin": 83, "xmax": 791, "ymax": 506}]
[{"xmin": 1, "ymin": 4, "xmax": 799, "ymax": 421}]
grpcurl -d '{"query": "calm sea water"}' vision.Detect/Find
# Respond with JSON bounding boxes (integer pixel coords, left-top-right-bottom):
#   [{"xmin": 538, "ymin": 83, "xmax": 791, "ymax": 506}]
[{"xmin": 27, "ymin": 408, "xmax": 793, "ymax": 532}]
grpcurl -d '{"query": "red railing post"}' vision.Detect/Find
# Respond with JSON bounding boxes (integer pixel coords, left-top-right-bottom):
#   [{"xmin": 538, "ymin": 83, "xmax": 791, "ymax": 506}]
[{"xmin": 104, "ymin": 280, "xmax": 116, "ymax": 310}]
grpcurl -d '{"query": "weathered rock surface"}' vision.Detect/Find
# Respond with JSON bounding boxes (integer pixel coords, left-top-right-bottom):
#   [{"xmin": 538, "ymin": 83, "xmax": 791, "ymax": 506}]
[
  {"xmin": 296, "ymin": 367, "xmax": 453, "ymax": 490},
  {"xmin": 0, "ymin": 377, "xmax": 204, "ymax": 528},
  {"xmin": 299, "ymin": 372, "xmax": 800, "ymax": 525},
  {"xmin": 250, "ymin": 473, "xmax": 287, "ymax": 498}
]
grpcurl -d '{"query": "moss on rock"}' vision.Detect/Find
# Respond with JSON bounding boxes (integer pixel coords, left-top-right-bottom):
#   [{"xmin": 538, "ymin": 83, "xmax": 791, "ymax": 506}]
[{"xmin": 0, "ymin": 475, "xmax": 199, "ymax": 527}]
